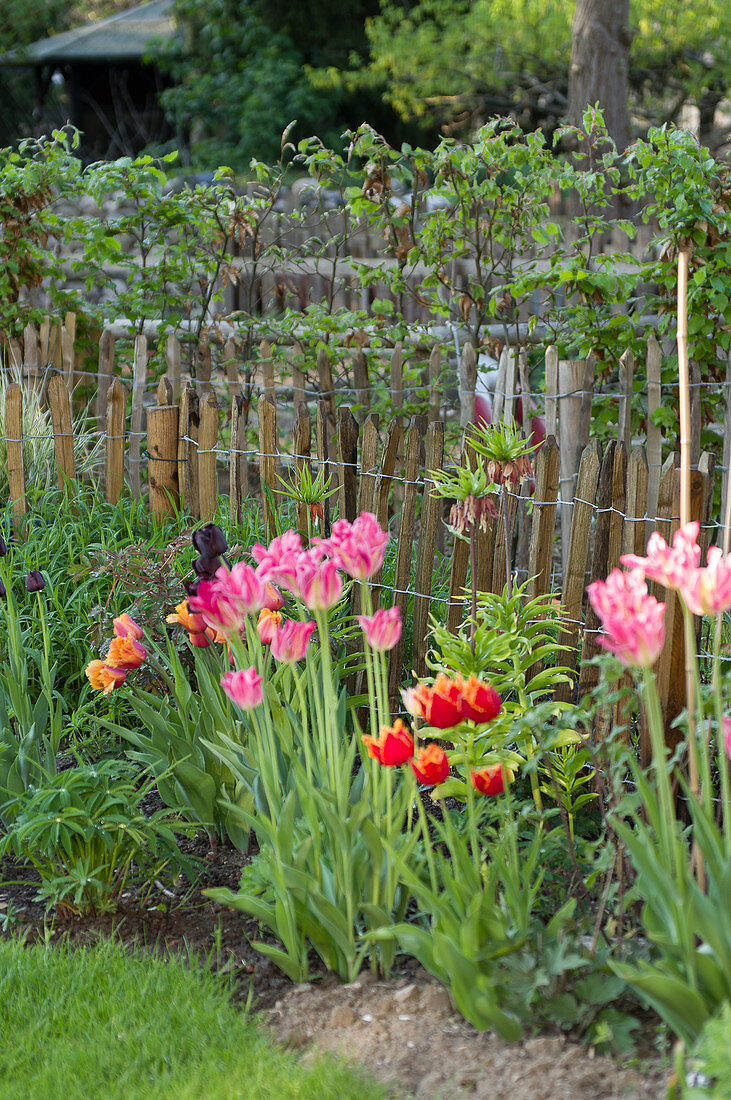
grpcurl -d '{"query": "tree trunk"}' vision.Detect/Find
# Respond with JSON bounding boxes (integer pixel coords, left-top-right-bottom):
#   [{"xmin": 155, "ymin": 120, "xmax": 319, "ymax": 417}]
[{"xmin": 568, "ymin": 0, "xmax": 632, "ymax": 151}]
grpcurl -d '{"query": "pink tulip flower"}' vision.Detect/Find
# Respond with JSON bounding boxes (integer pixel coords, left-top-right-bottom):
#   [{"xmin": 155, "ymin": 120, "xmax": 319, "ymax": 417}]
[
  {"xmin": 680, "ymin": 545, "xmax": 731, "ymax": 616},
  {"xmin": 317, "ymin": 512, "xmax": 389, "ymax": 581},
  {"xmin": 270, "ymin": 619, "xmax": 316, "ymax": 664},
  {"xmin": 357, "ymin": 606, "xmax": 402, "ymax": 652},
  {"xmin": 296, "ymin": 550, "xmax": 343, "ymax": 611},
  {"xmin": 621, "ymin": 522, "xmax": 701, "ymax": 591},
  {"xmin": 587, "ymin": 568, "xmax": 665, "ymax": 669},
  {"xmin": 220, "ymin": 667, "xmax": 263, "ymax": 710},
  {"xmin": 217, "ymin": 561, "xmax": 267, "ymax": 615},
  {"xmin": 252, "ymin": 530, "xmax": 303, "ymax": 590},
  {"xmin": 189, "ymin": 579, "xmax": 246, "ymax": 635}
]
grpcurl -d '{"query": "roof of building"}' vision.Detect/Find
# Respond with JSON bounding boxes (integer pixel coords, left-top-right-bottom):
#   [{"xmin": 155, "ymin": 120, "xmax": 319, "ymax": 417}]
[{"xmin": 5, "ymin": 0, "xmax": 176, "ymax": 66}]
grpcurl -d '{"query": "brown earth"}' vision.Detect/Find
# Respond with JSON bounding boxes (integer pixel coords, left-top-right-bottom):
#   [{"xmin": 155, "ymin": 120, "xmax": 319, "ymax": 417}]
[{"xmin": 0, "ymin": 837, "xmax": 671, "ymax": 1100}]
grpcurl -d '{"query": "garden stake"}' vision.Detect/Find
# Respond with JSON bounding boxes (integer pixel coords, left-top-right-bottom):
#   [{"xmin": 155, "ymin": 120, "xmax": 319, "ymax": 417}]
[{"xmin": 677, "ymin": 245, "xmax": 704, "ymax": 887}]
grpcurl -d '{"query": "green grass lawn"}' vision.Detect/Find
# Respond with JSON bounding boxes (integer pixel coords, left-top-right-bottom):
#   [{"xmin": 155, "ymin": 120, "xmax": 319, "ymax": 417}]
[{"xmin": 0, "ymin": 938, "xmax": 387, "ymax": 1100}]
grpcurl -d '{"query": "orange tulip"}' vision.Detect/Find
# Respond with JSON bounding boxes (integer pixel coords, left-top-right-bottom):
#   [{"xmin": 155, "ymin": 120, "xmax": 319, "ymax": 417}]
[
  {"xmin": 257, "ymin": 607, "xmax": 282, "ymax": 645},
  {"xmin": 410, "ymin": 743, "xmax": 450, "ymax": 786},
  {"xmin": 85, "ymin": 659, "xmax": 127, "ymax": 695},
  {"xmin": 471, "ymin": 764, "xmax": 514, "ymax": 797},
  {"xmin": 106, "ymin": 635, "xmax": 146, "ymax": 670}
]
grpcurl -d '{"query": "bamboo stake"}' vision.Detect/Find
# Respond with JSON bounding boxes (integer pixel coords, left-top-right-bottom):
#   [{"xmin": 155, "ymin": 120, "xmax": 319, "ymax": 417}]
[{"xmin": 677, "ymin": 247, "xmax": 700, "ymax": 830}]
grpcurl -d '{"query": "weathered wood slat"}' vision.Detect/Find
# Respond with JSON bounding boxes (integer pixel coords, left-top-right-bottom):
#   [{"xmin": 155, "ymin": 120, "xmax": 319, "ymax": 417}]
[
  {"xmin": 388, "ymin": 423, "xmax": 422, "ymax": 703},
  {"xmin": 177, "ymin": 384, "xmax": 200, "ymax": 518},
  {"xmin": 624, "ymin": 446, "xmax": 649, "ymax": 558},
  {"xmin": 129, "ymin": 334, "xmax": 147, "ymax": 500},
  {"xmin": 258, "ymin": 395, "xmax": 278, "ymax": 539},
  {"xmin": 413, "ymin": 420, "xmax": 444, "ymax": 677},
  {"xmin": 578, "ymin": 440, "xmax": 617, "ymax": 699},
  {"xmin": 527, "ymin": 434, "xmax": 560, "ymax": 600},
  {"xmin": 147, "ymin": 399, "xmax": 180, "ymax": 520},
  {"xmin": 555, "ymin": 439, "xmax": 601, "ymax": 703},
  {"xmin": 105, "ymin": 378, "xmax": 125, "ymax": 505},
  {"xmin": 4, "ymin": 383, "xmax": 26, "ymax": 530},
  {"xmin": 48, "ymin": 374, "xmax": 76, "ymax": 492},
  {"xmin": 96, "ymin": 330, "xmax": 115, "ymax": 428},
  {"xmin": 198, "ymin": 391, "xmax": 219, "ymax": 521},
  {"xmin": 293, "ymin": 402, "xmax": 311, "ymax": 539},
  {"xmin": 229, "ymin": 394, "xmax": 246, "ymax": 526},
  {"xmin": 337, "ymin": 406, "xmax": 359, "ymax": 523}
]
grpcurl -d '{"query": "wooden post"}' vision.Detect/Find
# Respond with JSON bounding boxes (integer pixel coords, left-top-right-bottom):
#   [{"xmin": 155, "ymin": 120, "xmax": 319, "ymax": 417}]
[
  {"xmin": 223, "ymin": 337, "xmax": 241, "ymax": 400},
  {"xmin": 48, "ymin": 375, "xmax": 76, "ymax": 491},
  {"xmin": 427, "ymin": 344, "xmax": 441, "ymax": 423},
  {"xmin": 166, "ymin": 333, "xmax": 182, "ymax": 402},
  {"xmin": 607, "ymin": 442, "xmax": 627, "ymax": 574},
  {"xmin": 197, "ymin": 338, "xmax": 212, "ymax": 395},
  {"xmin": 527, "ymin": 435, "xmax": 560, "ymax": 600},
  {"xmin": 129, "ymin": 334, "xmax": 147, "ymax": 500},
  {"xmin": 316, "ymin": 400, "xmax": 331, "ymax": 538},
  {"xmin": 370, "ymin": 417, "xmax": 402, "ymax": 604},
  {"xmin": 96, "ymin": 330, "xmax": 115, "ymax": 429},
  {"xmin": 574, "ymin": 353, "xmax": 596, "ymax": 472},
  {"xmin": 722, "ymin": 346, "xmax": 731, "ymax": 531},
  {"xmin": 357, "ymin": 413, "xmax": 380, "ymax": 517},
  {"xmin": 23, "ymin": 323, "xmax": 40, "ymax": 392},
  {"xmin": 413, "ymin": 420, "xmax": 444, "ymax": 676},
  {"xmin": 4, "ymin": 383, "xmax": 26, "ymax": 531},
  {"xmin": 317, "ymin": 347, "xmax": 337, "ymax": 464},
  {"xmin": 555, "ymin": 439, "xmax": 602, "ymax": 704},
  {"xmin": 229, "ymin": 394, "xmax": 246, "ymax": 526},
  {"xmin": 578, "ymin": 441, "xmax": 617, "ymax": 699},
  {"xmin": 293, "ymin": 402, "xmax": 311, "ymax": 539},
  {"xmin": 336, "ymin": 407, "xmax": 359, "ymax": 523},
  {"xmin": 178, "ymin": 383, "xmax": 200, "ymax": 519},
  {"xmin": 618, "ymin": 348, "xmax": 634, "ymax": 455},
  {"xmin": 352, "ymin": 348, "xmax": 369, "ymax": 416},
  {"xmin": 388, "ymin": 422, "xmax": 422, "ymax": 704},
  {"xmin": 458, "ymin": 342, "xmax": 477, "ymax": 428},
  {"xmin": 258, "ymin": 394, "xmax": 278, "ymax": 540},
  {"xmin": 147, "ymin": 386, "xmax": 180, "ymax": 521},
  {"xmin": 558, "ymin": 357, "xmax": 586, "ymax": 573},
  {"xmin": 624, "ymin": 446, "xmax": 649, "ymax": 557},
  {"xmin": 198, "ymin": 391, "xmax": 219, "ymax": 521},
  {"xmin": 544, "ymin": 345, "xmax": 559, "ymax": 440},
  {"xmin": 291, "ymin": 341, "xmax": 306, "ymax": 411},
  {"xmin": 447, "ymin": 439, "xmax": 472, "ymax": 634},
  {"xmin": 105, "ymin": 378, "xmax": 126, "ymax": 506}
]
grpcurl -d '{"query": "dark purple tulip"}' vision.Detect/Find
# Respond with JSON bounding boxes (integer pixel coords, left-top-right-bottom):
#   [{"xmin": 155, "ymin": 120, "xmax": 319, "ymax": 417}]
[
  {"xmin": 0, "ymin": 535, "xmax": 6, "ymax": 557},
  {"xmin": 0, "ymin": 579, "xmax": 5, "ymax": 598},
  {"xmin": 25, "ymin": 571, "xmax": 45, "ymax": 592},
  {"xmin": 192, "ymin": 524, "xmax": 228, "ymax": 559},
  {"xmin": 193, "ymin": 555, "xmax": 223, "ymax": 578},
  {"xmin": 184, "ymin": 576, "xmax": 201, "ymax": 597}
]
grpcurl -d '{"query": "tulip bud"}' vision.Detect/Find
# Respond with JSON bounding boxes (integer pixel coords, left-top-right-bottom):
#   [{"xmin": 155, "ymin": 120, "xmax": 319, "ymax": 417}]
[
  {"xmin": 193, "ymin": 555, "xmax": 223, "ymax": 578},
  {"xmin": 192, "ymin": 523, "xmax": 228, "ymax": 559},
  {"xmin": 25, "ymin": 571, "xmax": 45, "ymax": 592},
  {"xmin": 0, "ymin": 579, "xmax": 6, "ymax": 598},
  {"xmin": 0, "ymin": 534, "xmax": 7, "ymax": 556}
]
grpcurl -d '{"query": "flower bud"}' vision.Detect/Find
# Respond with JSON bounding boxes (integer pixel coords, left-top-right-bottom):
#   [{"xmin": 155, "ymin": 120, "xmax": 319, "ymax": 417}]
[
  {"xmin": 25, "ymin": 571, "xmax": 45, "ymax": 592},
  {"xmin": 192, "ymin": 523, "xmax": 228, "ymax": 559}
]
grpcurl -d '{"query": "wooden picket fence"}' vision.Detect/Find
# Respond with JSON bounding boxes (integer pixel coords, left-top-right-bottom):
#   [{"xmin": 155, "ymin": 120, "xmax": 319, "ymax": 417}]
[{"xmin": 2, "ymin": 337, "xmax": 716, "ymax": 746}]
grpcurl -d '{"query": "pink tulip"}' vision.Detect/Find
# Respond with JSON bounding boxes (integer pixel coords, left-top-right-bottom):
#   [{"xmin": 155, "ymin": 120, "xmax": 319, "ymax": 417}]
[
  {"xmin": 217, "ymin": 561, "xmax": 267, "ymax": 615},
  {"xmin": 587, "ymin": 568, "xmax": 665, "ymax": 668},
  {"xmin": 621, "ymin": 522, "xmax": 701, "ymax": 591},
  {"xmin": 112, "ymin": 612, "xmax": 144, "ymax": 640},
  {"xmin": 252, "ymin": 530, "xmax": 303, "ymax": 590},
  {"xmin": 680, "ymin": 546, "xmax": 731, "ymax": 616},
  {"xmin": 220, "ymin": 667, "xmax": 263, "ymax": 710},
  {"xmin": 270, "ymin": 619, "xmax": 316, "ymax": 664},
  {"xmin": 357, "ymin": 606, "xmax": 402, "ymax": 652},
  {"xmin": 296, "ymin": 550, "xmax": 343, "ymax": 611},
  {"xmin": 721, "ymin": 717, "xmax": 731, "ymax": 762},
  {"xmin": 317, "ymin": 512, "xmax": 389, "ymax": 581},
  {"xmin": 189, "ymin": 579, "xmax": 246, "ymax": 635}
]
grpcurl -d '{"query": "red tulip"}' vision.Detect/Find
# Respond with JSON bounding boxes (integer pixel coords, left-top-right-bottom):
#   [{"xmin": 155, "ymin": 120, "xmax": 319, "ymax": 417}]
[
  {"xmin": 363, "ymin": 719, "xmax": 414, "ymax": 767},
  {"xmin": 410, "ymin": 743, "xmax": 449, "ymax": 786},
  {"xmin": 471, "ymin": 764, "xmax": 513, "ymax": 797}
]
